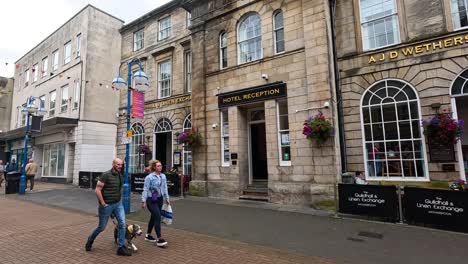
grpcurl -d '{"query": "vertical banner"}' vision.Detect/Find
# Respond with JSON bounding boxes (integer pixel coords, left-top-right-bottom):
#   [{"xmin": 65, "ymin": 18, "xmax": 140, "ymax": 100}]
[{"xmin": 132, "ymin": 91, "xmax": 145, "ymax": 119}]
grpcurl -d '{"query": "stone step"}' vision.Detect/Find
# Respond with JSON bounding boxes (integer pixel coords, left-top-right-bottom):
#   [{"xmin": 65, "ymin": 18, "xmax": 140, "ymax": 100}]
[
  {"xmin": 244, "ymin": 187, "xmax": 268, "ymax": 193},
  {"xmin": 239, "ymin": 194, "xmax": 270, "ymax": 202},
  {"xmin": 242, "ymin": 189, "xmax": 268, "ymax": 196}
]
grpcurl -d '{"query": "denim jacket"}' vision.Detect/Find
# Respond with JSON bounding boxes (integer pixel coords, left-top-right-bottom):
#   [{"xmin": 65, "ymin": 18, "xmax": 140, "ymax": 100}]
[{"xmin": 141, "ymin": 172, "xmax": 170, "ymax": 202}]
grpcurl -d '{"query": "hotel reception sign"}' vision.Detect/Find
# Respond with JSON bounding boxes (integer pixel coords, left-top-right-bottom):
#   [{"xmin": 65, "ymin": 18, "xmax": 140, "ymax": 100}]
[{"xmin": 218, "ymin": 82, "xmax": 287, "ymax": 108}]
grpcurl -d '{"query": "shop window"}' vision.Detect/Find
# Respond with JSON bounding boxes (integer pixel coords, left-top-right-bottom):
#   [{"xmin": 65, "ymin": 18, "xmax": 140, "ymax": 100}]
[
  {"xmin": 359, "ymin": 0, "xmax": 400, "ymax": 51},
  {"xmin": 129, "ymin": 123, "xmax": 145, "ymax": 173},
  {"xmin": 361, "ymin": 79, "xmax": 427, "ymax": 180},
  {"xmin": 221, "ymin": 110, "xmax": 230, "ymax": 166},
  {"xmin": 183, "ymin": 114, "xmax": 193, "ymax": 175},
  {"xmin": 220, "ymin": 32, "xmax": 228, "ymax": 69},
  {"xmin": 42, "ymin": 143, "xmax": 66, "ymax": 177},
  {"xmin": 238, "ymin": 13, "xmax": 262, "ymax": 64},
  {"xmin": 273, "ymin": 10, "xmax": 285, "ymax": 54},
  {"xmin": 277, "ymin": 100, "xmax": 291, "ymax": 165}
]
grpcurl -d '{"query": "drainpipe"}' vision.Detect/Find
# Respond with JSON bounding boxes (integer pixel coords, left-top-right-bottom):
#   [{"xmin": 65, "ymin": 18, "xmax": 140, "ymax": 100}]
[{"xmin": 329, "ymin": 0, "xmax": 347, "ymax": 173}]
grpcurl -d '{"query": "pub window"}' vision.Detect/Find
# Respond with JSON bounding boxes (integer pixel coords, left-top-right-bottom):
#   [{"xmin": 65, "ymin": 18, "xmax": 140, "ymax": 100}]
[
  {"xmin": 158, "ymin": 60, "xmax": 171, "ymax": 98},
  {"xmin": 183, "ymin": 114, "xmax": 193, "ymax": 176},
  {"xmin": 273, "ymin": 10, "xmax": 285, "ymax": 54},
  {"xmin": 221, "ymin": 110, "xmax": 230, "ymax": 166},
  {"xmin": 129, "ymin": 123, "xmax": 145, "ymax": 173},
  {"xmin": 359, "ymin": 0, "xmax": 400, "ymax": 51},
  {"xmin": 237, "ymin": 13, "xmax": 262, "ymax": 64},
  {"xmin": 277, "ymin": 100, "xmax": 291, "ymax": 165},
  {"xmin": 220, "ymin": 32, "xmax": 228, "ymax": 69},
  {"xmin": 361, "ymin": 79, "xmax": 427, "ymax": 180}
]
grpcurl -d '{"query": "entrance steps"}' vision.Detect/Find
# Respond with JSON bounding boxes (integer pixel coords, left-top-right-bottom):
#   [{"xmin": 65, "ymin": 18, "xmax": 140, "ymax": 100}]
[{"xmin": 239, "ymin": 182, "xmax": 269, "ymax": 202}]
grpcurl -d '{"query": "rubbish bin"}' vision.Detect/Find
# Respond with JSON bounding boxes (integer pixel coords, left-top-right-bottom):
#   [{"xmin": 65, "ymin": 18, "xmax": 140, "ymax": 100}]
[{"xmin": 5, "ymin": 172, "xmax": 21, "ymax": 194}]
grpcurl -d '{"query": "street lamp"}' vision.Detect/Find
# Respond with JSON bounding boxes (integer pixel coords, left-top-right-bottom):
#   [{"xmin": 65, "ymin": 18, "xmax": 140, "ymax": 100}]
[
  {"xmin": 19, "ymin": 96, "xmax": 46, "ymax": 194},
  {"xmin": 112, "ymin": 58, "xmax": 149, "ymax": 214}
]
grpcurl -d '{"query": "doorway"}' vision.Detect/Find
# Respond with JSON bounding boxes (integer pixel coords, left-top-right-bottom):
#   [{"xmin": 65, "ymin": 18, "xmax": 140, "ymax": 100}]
[
  {"xmin": 155, "ymin": 132, "xmax": 172, "ymax": 172},
  {"xmin": 248, "ymin": 109, "xmax": 268, "ymax": 184}
]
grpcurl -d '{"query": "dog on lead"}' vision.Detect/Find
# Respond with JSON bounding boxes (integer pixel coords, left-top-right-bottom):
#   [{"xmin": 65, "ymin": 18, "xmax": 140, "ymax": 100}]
[{"xmin": 111, "ymin": 213, "xmax": 143, "ymax": 252}]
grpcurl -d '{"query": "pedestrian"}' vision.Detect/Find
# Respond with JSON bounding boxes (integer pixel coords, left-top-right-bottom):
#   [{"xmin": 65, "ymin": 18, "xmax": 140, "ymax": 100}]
[
  {"xmin": 85, "ymin": 158, "xmax": 132, "ymax": 256},
  {"xmin": 25, "ymin": 159, "xmax": 38, "ymax": 191},
  {"xmin": 6, "ymin": 159, "xmax": 18, "ymax": 173},
  {"xmin": 0, "ymin": 160, "xmax": 5, "ymax": 187},
  {"xmin": 141, "ymin": 159, "xmax": 170, "ymax": 247}
]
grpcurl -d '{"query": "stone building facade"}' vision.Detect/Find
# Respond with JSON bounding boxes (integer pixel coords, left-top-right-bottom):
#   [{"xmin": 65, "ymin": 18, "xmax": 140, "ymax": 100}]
[
  {"xmin": 335, "ymin": 0, "xmax": 468, "ymax": 182},
  {"xmin": 7, "ymin": 5, "xmax": 123, "ymax": 183},
  {"xmin": 182, "ymin": 0, "xmax": 341, "ymax": 205},
  {"xmin": 116, "ymin": 2, "xmax": 194, "ymax": 177},
  {"xmin": 0, "ymin": 77, "xmax": 14, "ymax": 162}
]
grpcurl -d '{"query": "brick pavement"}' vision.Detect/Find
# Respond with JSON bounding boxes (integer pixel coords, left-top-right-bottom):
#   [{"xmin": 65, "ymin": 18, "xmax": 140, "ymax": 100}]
[{"xmin": 0, "ymin": 196, "xmax": 335, "ymax": 264}]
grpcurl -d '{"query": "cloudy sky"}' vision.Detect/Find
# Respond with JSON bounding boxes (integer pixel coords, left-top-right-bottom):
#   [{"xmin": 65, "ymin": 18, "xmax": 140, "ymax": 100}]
[{"xmin": 0, "ymin": 0, "xmax": 172, "ymax": 77}]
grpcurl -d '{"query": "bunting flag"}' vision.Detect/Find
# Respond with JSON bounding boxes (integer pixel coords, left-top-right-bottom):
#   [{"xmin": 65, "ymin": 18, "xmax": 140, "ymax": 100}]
[
  {"xmin": 16, "ymin": 64, "xmax": 20, "ymax": 69},
  {"xmin": 31, "ymin": 68, "xmax": 36, "ymax": 73}
]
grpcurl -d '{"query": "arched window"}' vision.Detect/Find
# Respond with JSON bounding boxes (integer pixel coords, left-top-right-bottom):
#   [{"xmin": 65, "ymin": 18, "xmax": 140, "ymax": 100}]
[
  {"xmin": 183, "ymin": 114, "xmax": 192, "ymax": 176},
  {"xmin": 129, "ymin": 123, "xmax": 145, "ymax": 173},
  {"xmin": 238, "ymin": 13, "xmax": 262, "ymax": 64},
  {"xmin": 220, "ymin": 32, "xmax": 228, "ymax": 69},
  {"xmin": 361, "ymin": 79, "xmax": 427, "ymax": 180},
  {"xmin": 450, "ymin": 69, "xmax": 468, "ymax": 96},
  {"xmin": 273, "ymin": 10, "xmax": 284, "ymax": 54},
  {"xmin": 155, "ymin": 118, "xmax": 172, "ymax": 132}
]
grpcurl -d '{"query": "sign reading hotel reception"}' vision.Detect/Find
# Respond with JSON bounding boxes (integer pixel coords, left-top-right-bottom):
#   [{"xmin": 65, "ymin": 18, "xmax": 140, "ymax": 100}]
[
  {"xmin": 338, "ymin": 184, "xmax": 399, "ymax": 221},
  {"xmin": 132, "ymin": 91, "xmax": 145, "ymax": 119},
  {"xmin": 218, "ymin": 82, "xmax": 287, "ymax": 108}
]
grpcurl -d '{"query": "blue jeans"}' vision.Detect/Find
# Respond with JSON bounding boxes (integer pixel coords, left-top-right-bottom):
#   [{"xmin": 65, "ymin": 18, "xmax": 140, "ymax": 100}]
[{"xmin": 88, "ymin": 200, "xmax": 126, "ymax": 248}]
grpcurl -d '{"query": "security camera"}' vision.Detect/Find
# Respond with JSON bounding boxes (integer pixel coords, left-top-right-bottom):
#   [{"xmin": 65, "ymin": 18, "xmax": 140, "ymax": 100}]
[
  {"xmin": 212, "ymin": 123, "xmax": 218, "ymax": 129},
  {"xmin": 323, "ymin": 101, "xmax": 330, "ymax": 109},
  {"xmin": 261, "ymin": 73, "xmax": 268, "ymax": 80}
]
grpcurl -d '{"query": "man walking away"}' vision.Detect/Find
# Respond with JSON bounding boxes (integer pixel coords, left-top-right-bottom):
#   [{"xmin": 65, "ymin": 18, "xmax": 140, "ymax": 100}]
[
  {"xmin": 25, "ymin": 159, "xmax": 38, "ymax": 191},
  {"xmin": 85, "ymin": 158, "xmax": 131, "ymax": 256}
]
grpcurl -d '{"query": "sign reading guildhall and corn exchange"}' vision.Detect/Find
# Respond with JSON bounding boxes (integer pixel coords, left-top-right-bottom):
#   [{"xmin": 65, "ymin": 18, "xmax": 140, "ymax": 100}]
[
  {"xmin": 368, "ymin": 34, "xmax": 468, "ymax": 64},
  {"xmin": 218, "ymin": 82, "xmax": 287, "ymax": 108}
]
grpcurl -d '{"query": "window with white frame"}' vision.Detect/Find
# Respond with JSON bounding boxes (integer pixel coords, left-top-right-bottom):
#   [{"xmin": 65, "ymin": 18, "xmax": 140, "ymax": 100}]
[
  {"xmin": 361, "ymin": 79, "xmax": 427, "ymax": 180},
  {"xmin": 129, "ymin": 123, "xmax": 145, "ymax": 173},
  {"xmin": 277, "ymin": 100, "xmax": 291, "ymax": 165},
  {"xmin": 39, "ymin": 95, "xmax": 46, "ymax": 111},
  {"xmin": 76, "ymin": 33, "xmax": 81, "ymax": 57},
  {"xmin": 73, "ymin": 80, "xmax": 80, "ymax": 109},
  {"xmin": 185, "ymin": 51, "xmax": 191, "ymax": 93},
  {"xmin": 183, "ymin": 114, "xmax": 192, "ymax": 175},
  {"xmin": 186, "ymin": 11, "xmax": 191, "ymax": 28},
  {"xmin": 273, "ymin": 10, "xmax": 285, "ymax": 54},
  {"xmin": 64, "ymin": 41, "xmax": 71, "ymax": 64},
  {"xmin": 42, "ymin": 57, "xmax": 48, "ymax": 77},
  {"xmin": 32, "ymin": 64, "xmax": 38, "ymax": 82},
  {"xmin": 61, "ymin": 85, "xmax": 68, "ymax": 113},
  {"xmin": 133, "ymin": 29, "xmax": 144, "ymax": 51},
  {"xmin": 49, "ymin": 90, "xmax": 56, "ymax": 116},
  {"xmin": 238, "ymin": 13, "xmax": 262, "ymax": 64},
  {"xmin": 359, "ymin": 0, "xmax": 400, "ymax": 51},
  {"xmin": 221, "ymin": 109, "xmax": 230, "ymax": 166},
  {"xmin": 158, "ymin": 60, "xmax": 171, "ymax": 98},
  {"xmin": 24, "ymin": 69, "xmax": 29, "ymax": 87},
  {"xmin": 42, "ymin": 143, "xmax": 66, "ymax": 177},
  {"xmin": 21, "ymin": 103, "xmax": 26, "ymax": 126},
  {"xmin": 220, "ymin": 32, "xmax": 228, "ymax": 69},
  {"xmin": 16, "ymin": 106, "xmax": 21, "ymax": 128},
  {"xmin": 52, "ymin": 50, "xmax": 59, "ymax": 70},
  {"xmin": 159, "ymin": 16, "xmax": 171, "ymax": 41},
  {"xmin": 451, "ymin": 0, "xmax": 468, "ymax": 29}
]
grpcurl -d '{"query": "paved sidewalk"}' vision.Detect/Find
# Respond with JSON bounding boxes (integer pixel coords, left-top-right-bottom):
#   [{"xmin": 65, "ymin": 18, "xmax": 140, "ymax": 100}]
[{"xmin": 0, "ymin": 197, "xmax": 332, "ymax": 264}]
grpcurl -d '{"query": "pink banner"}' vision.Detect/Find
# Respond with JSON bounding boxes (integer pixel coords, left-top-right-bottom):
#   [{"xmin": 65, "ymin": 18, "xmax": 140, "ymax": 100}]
[{"xmin": 132, "ymin": 91, "xmax": 144, "ymax": 119}]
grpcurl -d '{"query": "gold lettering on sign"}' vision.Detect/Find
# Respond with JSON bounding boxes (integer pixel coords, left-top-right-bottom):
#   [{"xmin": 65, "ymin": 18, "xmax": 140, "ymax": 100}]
[
  {"xmin": 444, "ymin": 38, "xmax": 453, "ymax": 47},
  {"xmin": 369, "ymin": 56, "xmax": 377, "ymax": 64},
  {"xmin": 145, "ymin": 95, "xmax": 191, "ymax": 110},
  {"xmin": 389, "ymin": 51, "xmax": 398, "ymax": 59},
  {"xmin": 379, "ymin": 53, "xmax": 385, "ymax": 61},
  {"xmin": 414, "ymin": 45, "xmax": 423, "ymax": 54},
  {"xmin": 454, "ymin": 37, "xmax": 463, "ymax": 45},
  {"xmin": 401, "ymin": 47, "xmax": 414, "ymax": 56},
  {"xmin": 433, "ymin": 41, "xmax": 442, "ymax": 49}
]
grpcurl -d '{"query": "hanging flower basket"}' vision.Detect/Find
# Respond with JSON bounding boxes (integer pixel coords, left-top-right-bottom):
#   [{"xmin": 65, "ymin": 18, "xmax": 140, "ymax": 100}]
[
  {"xmin": 176, "ymin": 127, "xmax": 202, "ymax": 147},
  {"xmin": 138, "ymin": 143, "xmax": 151, "ymax": 154},
  {"xmin": 302, "ymin": 112, "xmax": 334, "ymax": 145},
  {"xmin": 422, "ymin": 112, "xmax": 464, "ymax": 145}
]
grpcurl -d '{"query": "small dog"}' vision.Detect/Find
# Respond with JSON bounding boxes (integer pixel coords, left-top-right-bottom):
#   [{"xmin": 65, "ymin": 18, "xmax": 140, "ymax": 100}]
[{"xmin": 111, "ymin": 214, "xmax": 143, "ymax": 252}]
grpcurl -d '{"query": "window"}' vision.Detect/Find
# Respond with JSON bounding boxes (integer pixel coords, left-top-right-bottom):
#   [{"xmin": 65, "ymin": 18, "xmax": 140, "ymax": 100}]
[
  {"xmin": 33, "ymin": 64, "xmax": 38, "ymax": 82},
  {"xmin": 277, "ymin": 100, "xmax": 291, "ymax": 165},
  {"xmin": 73, "ymin": 80, "xmax": 80, "ymax": 109},
  {"xmin": 451, "ymin": 0, "xmax": 468, "ymax": 29},
  {"xmin": 183, "ymin": 114, "xmax": 192, "ymax": 175},
  {"xmin": 359, "ymin": 0, "xmax": 400, "ymax": 51},
  {"xmin": 133, "ymin": 29, "xmax": 144, "ymax": 51},
  {"xmin": 129, "ymin": 123, "xmax": 145, "ymax": 173},
  {"xmin": 221, "ymin": 110, "xmax": 230, "ymax": 166},
  {"xmin": 39, "ymin": 95, "xmax": 46, "ymax": 111},
  {"xmin": 52, "ymin": 50, "xmax": 59, "ymax": 70},
  {"xmin": 21, "ymin": 103, "xmax": 26, "ymax": 126},
  {"xmin": 159, "ymin": 16, "xmax": 171, "ymax": 41},
  {"xmin": 42, "ymin": 143, "xmax": 66, "ymax": 177},
  {"xmin": 158, "ymin": 60, "xmax": 171, "ymax": 98},
  {"xmin": 273, "ymin": 10, "xmax": 285, "ymax": 53},
  {"xmin": 186, "ymin": 11, "xmax": 191, "ymax": 28},
  {"xmin": 49, "ymin": 90, "xmax": 56, "ymax": 116},
  {"xmin": 361, "ymin": 79, "xmax": 427, "ymax": 180},
  {"xmin": 24, "ymin": 69, "xmax": 29, "ymax": 87},
  {"xmin": 76, "ymin": 34, "xmax": 81, "ymax": 57},
  {"xmin": 220, "ymin": 32, "xmax": 228, "ymax": 69},
  {"xmin": 64, "ymin": 41, "xmax": 71, "ymax": 64},
  {"xmin": 238, "ymin": 13, "xmax": 262, "ymax": 64},
  {"xmin": 42, "ymin": 57, "xmax": 48, "ymax": 77},
  {"xmin": 61, "ymin": 85, "xmax": 68, "ymax": 113},
  {"xmin": 185, "ymin": 51, "xmax": 192, "ymax": 93}
]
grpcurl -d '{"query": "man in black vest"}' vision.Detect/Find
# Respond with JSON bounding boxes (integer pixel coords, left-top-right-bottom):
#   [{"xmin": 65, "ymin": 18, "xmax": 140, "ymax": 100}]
[{"xmin": 85, "ymin": 158, "xmax": 131, "ymax": 256}]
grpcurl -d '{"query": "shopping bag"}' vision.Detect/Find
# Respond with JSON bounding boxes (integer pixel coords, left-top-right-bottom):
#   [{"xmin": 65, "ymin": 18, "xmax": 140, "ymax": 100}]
[{"xmin": 161, "ymin": 204, "xmax": 173, "ymax": 225}]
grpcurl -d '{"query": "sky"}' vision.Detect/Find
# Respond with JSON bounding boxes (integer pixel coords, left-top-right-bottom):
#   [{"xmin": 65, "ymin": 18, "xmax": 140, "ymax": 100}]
[{"xmin": 0, "ymin": 0, "xmax": 172, "ymax": 78}]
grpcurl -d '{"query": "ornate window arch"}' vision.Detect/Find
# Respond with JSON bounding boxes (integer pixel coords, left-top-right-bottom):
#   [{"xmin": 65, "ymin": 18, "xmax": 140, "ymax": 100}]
[
  {"xmin": 237, "ymin": 12, "xmax": 262, "ymax": 64},
  {"xmin": 450, "ymin": 68, "xmax": 468, "ymax": 96},
  {"xmin": 360, "ymin": 79, "xmax": 427, "ymax": 180},
  {"xmin": 129, "ymin": 123, "xmax": 145, "ymax": 173},
  {"xmin": 155, "ymin": 118, "xmax": 172, "ymax": 132}
]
